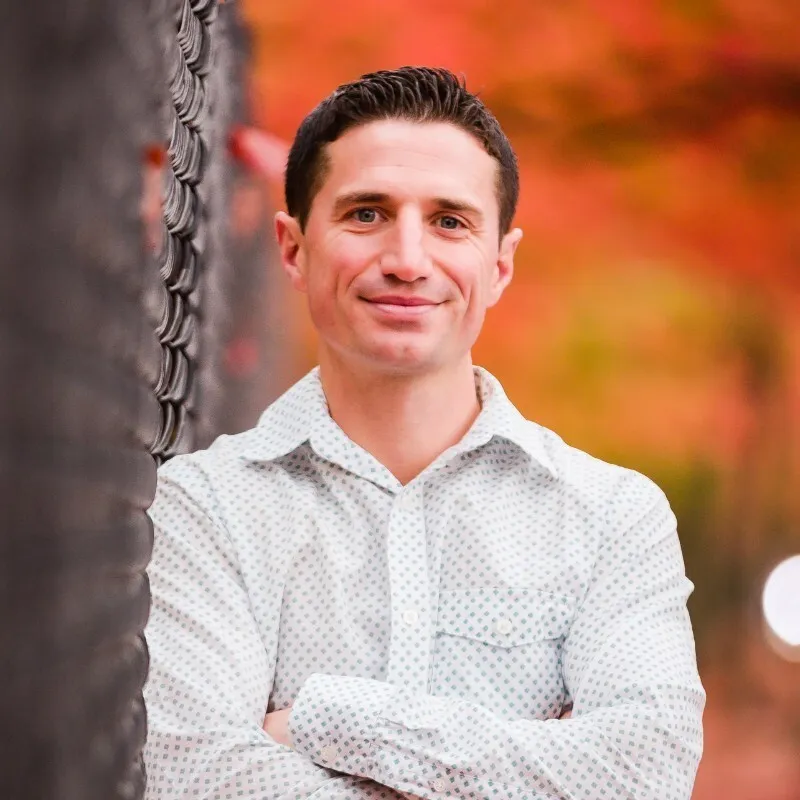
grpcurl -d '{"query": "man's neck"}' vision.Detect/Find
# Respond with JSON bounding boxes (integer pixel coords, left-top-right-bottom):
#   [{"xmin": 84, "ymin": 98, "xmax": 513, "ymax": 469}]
[{"xmin": 318, "ymin": 352, "xmax": 481, "ymax": 486}]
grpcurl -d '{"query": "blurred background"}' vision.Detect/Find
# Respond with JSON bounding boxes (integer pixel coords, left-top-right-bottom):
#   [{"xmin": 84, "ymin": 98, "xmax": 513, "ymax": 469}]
[{"xmin": 216, "ymin": 2, "xmax": 800, "ymax": 797}]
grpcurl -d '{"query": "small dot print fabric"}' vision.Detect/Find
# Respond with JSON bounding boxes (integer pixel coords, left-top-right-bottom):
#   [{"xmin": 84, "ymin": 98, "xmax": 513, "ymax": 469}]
[{"xmin": 144, "ymin": 367, "xmax": 705, "ymax": 799}]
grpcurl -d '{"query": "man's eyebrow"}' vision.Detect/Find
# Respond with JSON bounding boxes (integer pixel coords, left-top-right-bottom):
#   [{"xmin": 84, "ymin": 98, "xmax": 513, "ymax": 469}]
[
  {"xmin": 331, "ymin": 192, "xmax": 484, "ymax": 221},
  {"xmin": 332, "ymin": 192, "xmax": 391, "ymax": 215}
]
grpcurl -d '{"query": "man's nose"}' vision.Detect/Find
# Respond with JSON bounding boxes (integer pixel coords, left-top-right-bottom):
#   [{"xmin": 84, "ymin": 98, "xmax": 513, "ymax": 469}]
[{"xmin": 379, "ymin": 211, "xmax": 432, "ymax": 281}]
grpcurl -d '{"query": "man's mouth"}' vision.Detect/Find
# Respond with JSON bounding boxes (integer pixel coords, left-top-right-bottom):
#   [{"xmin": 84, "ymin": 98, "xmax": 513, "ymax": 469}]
[
  {"xmin": 364, "ymin": 295, "xmax": 437, "ymax": 306},
  {"xmin": 361, "ymin": 295, "xmax": 441, "ymax": 318}
]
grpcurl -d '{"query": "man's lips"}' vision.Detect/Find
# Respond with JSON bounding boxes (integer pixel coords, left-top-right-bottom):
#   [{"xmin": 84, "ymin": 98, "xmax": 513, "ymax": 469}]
[
  {"xmin": 362, "ymin": 295, "xmax": 438, "ymax": 306},
  {"xmin": 360, "ymin": 295, "xmax": 441, "ymax": 319}
]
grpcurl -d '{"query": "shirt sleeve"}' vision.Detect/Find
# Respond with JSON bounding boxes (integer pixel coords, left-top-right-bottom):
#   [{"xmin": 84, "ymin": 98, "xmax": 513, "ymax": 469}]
[
  {"xmin": 144, "ymin": 460, "xmax": 413, "ymax": 800},
  {"xmin": 287, "ymin": 477, "xmax": 705, "ymax": 800}
]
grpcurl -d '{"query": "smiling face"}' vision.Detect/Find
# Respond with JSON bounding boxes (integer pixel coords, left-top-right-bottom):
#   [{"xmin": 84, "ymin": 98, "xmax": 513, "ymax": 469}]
[{"xmin": 275, "ymin": 119, "xmax": 522, "ymax": 377}]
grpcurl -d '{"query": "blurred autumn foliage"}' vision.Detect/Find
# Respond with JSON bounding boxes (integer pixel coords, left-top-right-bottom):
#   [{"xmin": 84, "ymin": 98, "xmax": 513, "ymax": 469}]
[{"xmin": 238, "ymin": 2, "xmax": 800, "ymax": 795}]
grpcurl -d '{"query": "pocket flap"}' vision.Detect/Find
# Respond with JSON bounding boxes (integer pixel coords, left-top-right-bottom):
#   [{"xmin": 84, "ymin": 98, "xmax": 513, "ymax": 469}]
[{"xmin": 436, "ymin": 586, "xmax": 576, "ymax": 647}]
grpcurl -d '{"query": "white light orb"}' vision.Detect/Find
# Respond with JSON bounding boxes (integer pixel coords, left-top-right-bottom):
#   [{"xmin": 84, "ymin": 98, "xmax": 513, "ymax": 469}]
[{"xmin": 762, "ymin": 555, "xmax": 800, "ymax": 651}]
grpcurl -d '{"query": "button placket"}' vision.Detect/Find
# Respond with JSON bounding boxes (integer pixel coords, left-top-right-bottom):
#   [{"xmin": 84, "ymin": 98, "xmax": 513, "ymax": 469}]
[{"xmin": 385, "ymin": 490, "xmax": 431, "ymax": 690}]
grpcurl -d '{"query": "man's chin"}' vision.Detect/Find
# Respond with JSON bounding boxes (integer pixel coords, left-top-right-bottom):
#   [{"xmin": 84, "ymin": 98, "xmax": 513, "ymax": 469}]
[{"xmin": 362, "ymin": 347, "xmax": 444, "ymax": 377}]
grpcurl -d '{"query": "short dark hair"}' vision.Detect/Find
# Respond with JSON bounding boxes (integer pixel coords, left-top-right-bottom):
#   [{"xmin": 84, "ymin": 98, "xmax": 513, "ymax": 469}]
[{"xmin": 285, "ymin": 66, "xmax": 519, "ymax": 236}]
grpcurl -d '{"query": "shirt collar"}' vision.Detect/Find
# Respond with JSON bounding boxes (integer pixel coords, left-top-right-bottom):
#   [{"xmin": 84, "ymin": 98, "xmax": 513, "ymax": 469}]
[
  {"xmin": 241, "ymin": 366, "xmax": 556, "ymax": 476},
  {"xmin": 463, "ymin": 367, "xmax": 556, "ymax": 475},
  {"xmin": 241, "ymin": 367, "xmax": 329, "ymax": 462}
]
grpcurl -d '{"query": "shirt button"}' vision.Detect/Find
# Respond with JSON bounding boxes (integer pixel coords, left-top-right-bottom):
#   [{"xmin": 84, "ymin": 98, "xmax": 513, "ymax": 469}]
[
  {"xmin": 397, "ymin": 491, "xmax": 414, "ymax": 510},
  {"xmin": 320, "ymin": 744, "xmax": 339, "ymax": 763},
  {"xmin": 402, "ymin": 608, "xmax": 419, "ymax": 626},
  {"xmin": 432, "ymin": 778, "xmax": 447, "ymax": 792},
  {"xmin": 494, "ymin": 618, "xmax": 513, "ymax": 636}
]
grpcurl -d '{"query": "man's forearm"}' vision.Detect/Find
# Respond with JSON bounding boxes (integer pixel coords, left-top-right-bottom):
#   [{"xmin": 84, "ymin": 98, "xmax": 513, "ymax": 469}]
[
  {"xmin": 146, "ymin": 724, "xmax": 417, "ymax": 800},
  {"xmin": 287, "ymin": 673, "xmax": 702, "ymax": 800}
]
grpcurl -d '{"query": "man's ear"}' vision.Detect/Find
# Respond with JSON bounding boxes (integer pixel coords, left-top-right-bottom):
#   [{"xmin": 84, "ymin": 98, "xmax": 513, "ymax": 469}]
[
  {"xmin": 274, "ymin": 211, "xmax": 307, "ymax": 292},
  {"xmin": 488, "ymin": 227, "xmax": 522, "ymax": 307}
]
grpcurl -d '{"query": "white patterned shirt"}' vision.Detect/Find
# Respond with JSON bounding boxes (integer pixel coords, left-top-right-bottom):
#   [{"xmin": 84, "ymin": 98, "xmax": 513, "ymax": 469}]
[{"xmin": 144, "ymin": 367, "xmax": 705, "ymax": 800}]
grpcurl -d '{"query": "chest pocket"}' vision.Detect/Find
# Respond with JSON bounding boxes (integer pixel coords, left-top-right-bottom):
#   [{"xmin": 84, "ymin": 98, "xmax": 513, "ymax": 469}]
[{"xmin": 431, "ymin": 587, "xmax": 577, "ymax": 720}]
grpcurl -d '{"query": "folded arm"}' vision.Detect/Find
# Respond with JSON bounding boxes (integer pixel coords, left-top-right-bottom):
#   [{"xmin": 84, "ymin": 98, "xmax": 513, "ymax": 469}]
[{"xmin": 286, "ymin": 477, "xmax": 705, "ymax": 800}]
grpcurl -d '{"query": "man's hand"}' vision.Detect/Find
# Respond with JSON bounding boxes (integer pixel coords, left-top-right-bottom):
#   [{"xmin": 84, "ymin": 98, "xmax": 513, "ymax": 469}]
[{"xmin": 263, "ymin": 706, "xmax": 293, "ymax": 748}]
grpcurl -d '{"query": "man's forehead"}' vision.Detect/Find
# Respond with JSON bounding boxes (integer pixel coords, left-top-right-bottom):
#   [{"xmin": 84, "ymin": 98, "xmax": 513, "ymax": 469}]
[
  {"xmin": 334, "ymin": 118, "xmax": 484, "ymax": 149},
  {"xmin": 320, "ymin": 119, "xmax": 498, "ymax": 202}
]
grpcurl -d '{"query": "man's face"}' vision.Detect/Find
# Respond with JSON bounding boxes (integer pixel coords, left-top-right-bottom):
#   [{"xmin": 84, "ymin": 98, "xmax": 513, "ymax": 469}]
[{"xmin": 276, "ymin": 119, "xmax": 521, "ymax": 376}]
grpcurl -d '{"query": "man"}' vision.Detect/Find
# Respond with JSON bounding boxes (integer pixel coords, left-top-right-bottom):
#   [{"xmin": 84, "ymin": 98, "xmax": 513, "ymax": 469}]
[{"xmin": 144, "ymin": 67, "xmax": 705, "ymax": 799}]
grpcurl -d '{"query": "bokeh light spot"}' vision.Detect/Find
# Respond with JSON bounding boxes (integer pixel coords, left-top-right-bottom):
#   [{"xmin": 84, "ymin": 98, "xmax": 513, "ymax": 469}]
[{"xmin": 762, "ymin": 555, "xmax": 800, "ymax": 651}]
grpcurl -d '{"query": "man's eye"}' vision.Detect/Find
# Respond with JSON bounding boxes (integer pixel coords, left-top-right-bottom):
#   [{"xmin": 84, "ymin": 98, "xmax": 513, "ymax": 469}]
[
  {"xmin": 438, "ymin": 215, "xmax": 464, "ymax": 231},
  {"xmin": 353, "ymin": 208, "xmax": 379, "ymax": 224}
]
